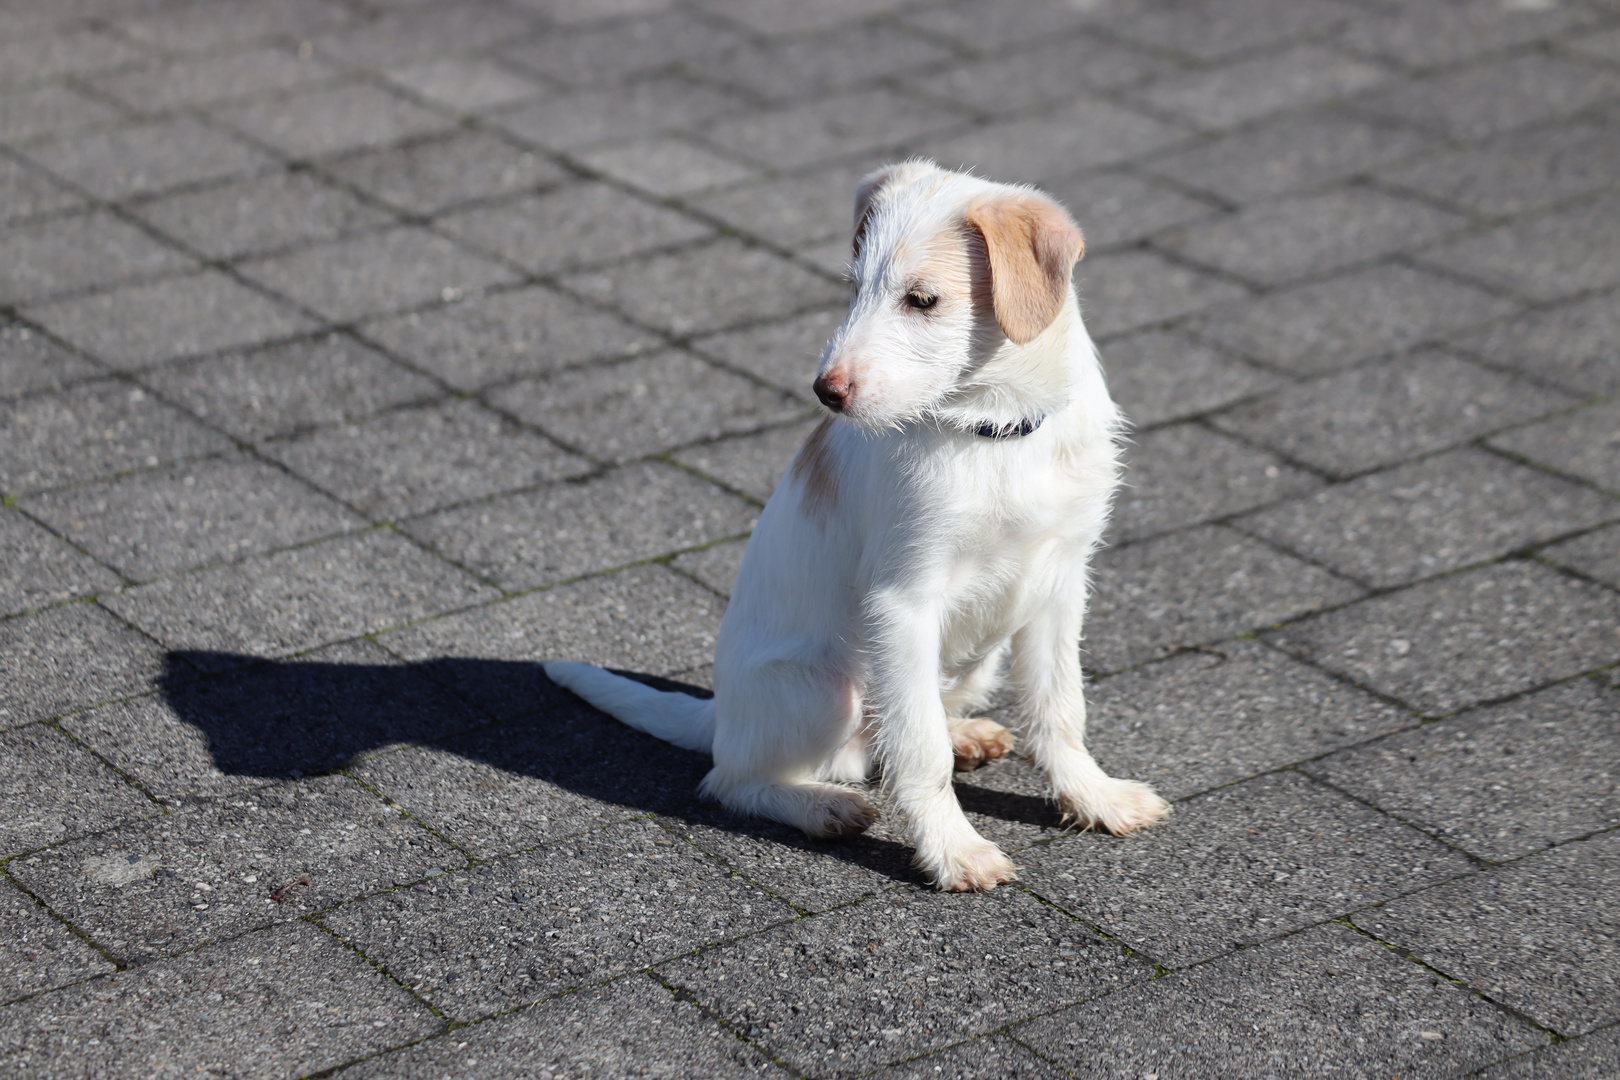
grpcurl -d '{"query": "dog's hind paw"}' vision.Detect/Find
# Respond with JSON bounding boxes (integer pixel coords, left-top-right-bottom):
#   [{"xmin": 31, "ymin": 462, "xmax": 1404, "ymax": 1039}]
[
  {"xmin": 930, "ymin": 844, "xmax": 1018, "ymax": 892},
  {"xmin": 803, "ymin": 787, "xmax": 880, "ymax": 839},
  {"xmin": 949, "ymin": 718, "xmax": 1016, "ymax": 771},
  {"xmin": 1060, "ymin": 777, "xmax": 1171, "ymax": 836}
]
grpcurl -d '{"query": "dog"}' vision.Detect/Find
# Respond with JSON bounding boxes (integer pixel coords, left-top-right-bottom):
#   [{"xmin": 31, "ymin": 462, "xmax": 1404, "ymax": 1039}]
[{"xmin": 546, "ymin": 160, "xmax": 1170, "ymax": 891}]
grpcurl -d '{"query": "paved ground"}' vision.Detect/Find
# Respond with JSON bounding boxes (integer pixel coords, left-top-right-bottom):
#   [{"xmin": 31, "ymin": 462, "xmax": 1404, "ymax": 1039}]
[{"xmin": 2, "ymin": 0, "xmax": 1618, "ymax": 1076}]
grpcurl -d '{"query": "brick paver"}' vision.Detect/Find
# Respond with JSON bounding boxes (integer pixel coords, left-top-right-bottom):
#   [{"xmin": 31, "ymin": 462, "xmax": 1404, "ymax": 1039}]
[{"xmin": 2, "ymin": 0, "xmax": 1616, "ymax": 1076}]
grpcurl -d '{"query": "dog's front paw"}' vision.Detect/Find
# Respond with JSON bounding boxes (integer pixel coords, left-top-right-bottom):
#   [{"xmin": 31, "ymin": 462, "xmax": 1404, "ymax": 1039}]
[
  {"xmin": 1060, "ymin": 777, "xmax": 1171, "ymax": 836},
  {"xmin": 930, "ymin": 844, "xmax": 1018, "ymax": 892},
  {"xmin": 949, "ymin": 718, "xmax": 1016, "ymax": 771}
]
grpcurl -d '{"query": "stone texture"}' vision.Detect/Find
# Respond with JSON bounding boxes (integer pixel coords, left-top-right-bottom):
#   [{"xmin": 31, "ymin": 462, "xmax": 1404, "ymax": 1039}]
[
  {"xmin": 1268, "ymin": 560, "xmax": 1620, "ymax": 716},
  {"xmin": 0, "ymin": 83, "xmax": 124, "ymax": 144},
  {"xmin": 265, "ymin": 398, "xmax": 590, "ymax": 520},
  {"xmin": 322, "ymin": 130, "xmax": 568, "ymax": 215},
  {"xmin": 0, "ymin": 321, "xmax": 100, "ymax": 399},
  {"xmin": 1085, "ymin": 525, "xmax": 1363, "ymax": 673},
  {"xmin": 215, "ymin": 79, "xmax": 453, "ymax": 159},
  {"xmin": 672, "ymin": 419, "xmax": 819, "ymax": 503},
  {"xmin": 381, "ymin": 57, "xmax": 545, "ymax": 112},
  {"xmin": 0, "ymin": 921, "xmax": 442, "ymax": 1078},
  {"xmin": 1380, "ymin": 120, "xmax": 1620, "ymax": 218},
  {"xmin": 1043, "ymin": 169, "xmax": 1217, "ymax": 253},
  {"xmin": 1490, "ymin": 399, "xmax": 1620, "ymax": 494},
  {"xmin": 0, "ymin": 875, "xmax": 114, "ymax": 1005},
  {"xmin": 1352, "ymin": 53, "xmax": 1620, "ymax": 141},
  {"xmin": 90, "ymin": 46, "xmax": 341, "ymax": 112},
  {"xmin": 1017, "ymin": 923, "xmax": 1545, "ymax": 1077},
  {"xmin": 1106, "ymin": 0, "xmax": 1360, "ymax": 62},
  {"xmin": 22, "ymin": 116, "xmax": 275, "ymax": 200},
  {"xmin": 0, "ymin": 603, "xmax": 171, "ymax": 727},
  {"xmin": 1544, "ymin": 525, "xmax": 1620, "ymax": 590},
  {"xmin": 0, "ymin": 722, "xmax": 155, "ymax": 858},
  {"xmin": 691, "ymin": 306, "xmax": 844, "ymax": 403},
  {"xmin": 0, "ymin": 157, "xmax": 82, "ymax": 226},
  {"xmin": 402, "ymin": 462, "xmax": 757, "ymax": 591},
  {"xmin": 491, "ymin": 77, "xmax": 744, "ymax": 153},
  {"xmin": 1307, "ymin": 679, "xmax": 1620, "ymax": 862},
  {"xmin": 1358, "ymin": 831, "xmax": 1620, "ymax": 1036},
  {"xmin": 1421, "ymin": 193, "xmax": 1620, "ymax": 302},
  {"xmin": 1337, "ymin": 0, "xmax": 1593, "ymax": 69},
  {"xmin": 1135, "ymin": 45, "xmax": 1389, "ymax": 130},
  {"xmin": 701, "ymin": 88, "xmax": 964, "ymax": 172},
  {"xmin": 873, "ymin": 1037, "xmax": 1068, "ymax": 1080},
  {"xmin": 0, "ymin": 508, "xmax": 120, "ymax": 616},
  {"xmin": 0, "ymin": 211, "xmax": 194, "ymax": 305},
  {"xmin": 1097, "ymin": 329, "xmax": 1281, "ymax": 429},
  {"xmin": 1455, "ymin": 292, "xmax": 1620, "ymax": 397},
  {"xmin": 1477, "ymin": 1025, "xmax": 1620, "ymax": 1080},
  {"xmin": 1076, "ymin": 250, "xmax": 1250, "ymax": 339},
  {"xmin": 906, "ymin": 34, "xmax": 1165, "ymax": 117},
  {"xmin": 130, "ymin": 169, "xmax": 390, "ymax": 261},
  {"xmin": 1239, "ymin": 447, "xmax": 1619, "ymax": 588},
  {"xmin": 671, "ymin": 539, "xmax": 749, "ymax": 597},
  {"xmin": 1211, "ymin": 350, "xmax": 1574, "ymax": 478},
  {"xmin": 324, "ymin": 818, "xmax": 792, "ymax": 1020},
  {"xmin": 917, "ymin": 98, "xmax": 1188, "ymax": 184},
  {"xmin": 112, "ymin": 0, "xmax": 353, "ymax": 54},
  {"xmin": 577, "ymin": 136, "xmax": 757, "ymax": 197}
]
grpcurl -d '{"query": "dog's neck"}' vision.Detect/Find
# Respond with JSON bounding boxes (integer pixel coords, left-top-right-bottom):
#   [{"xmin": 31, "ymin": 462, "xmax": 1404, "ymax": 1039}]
[{"xmin": 933, "ymin": 292, "xmax": 1084, "ymax": 436}]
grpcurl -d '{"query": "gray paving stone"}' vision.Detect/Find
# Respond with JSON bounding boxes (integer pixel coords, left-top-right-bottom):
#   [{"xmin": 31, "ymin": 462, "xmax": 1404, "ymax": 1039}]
[
  {"xmin": 0, "ymin": 380, "xmax": 233, "ymax": 495},
  {"xmin": 14, "ymin": 774, "xmax": 463, "ymax": 962},
  {"xmin": 919, "ymin": 99, "xmax": 1188, "ymax": 186},
  {"xmin": 0, "ymin": 722, "xmax": 154, "ymax": 858},
  {"xmin": 112, "ymin": 0, "xmax": 353, "ymax": 54},
  {"xmin": 103, "ymin": 529, "xmax": 498, "ymax": 664},
  {"xmin": 1490, "ymin": 399, "xmax": 1620, "ymax": 494},
  {"xmin": 1307, "ymin": 679, "xmax": 1620, "ymax": 862},
  {"xmin": 565, "ymin": 237, "xmax": 845, "ymax": 337},
  {"xmin": 489, "ymin": 352, "xmax": 805, "ymax": 464},
  {"xmin": 1081, "ymin": 637, "xmax": 1412, "ymax": 802},
  {"xmin": 871, "ymin": 1036, "xmax": 1067, "ymax": 1080},
  {"xmin": 23, "ymin": 452, "xmax": 364, "ymax": 581},
  {"xmin": 381, "ymin": 57, "xmax": 546, "ymax": 112},
  {"xmin": 0, "ymin": 874, "xmax": 114, "ymax": 1005},
  {"xmin": 322, "ymin": 130, "xmax": 568, "ymax": 216},
  {"xmin": 1210, "ymin": 350, "xmax": 1574, "ymax": 479},
  {"xmin": 340, "ymin": 975, "xmax": 778, "ymax": 1079},
  {"xmin": 63, "ymin": 639, "xmax": 488, "ymax": 803},
  {"xmin": 1352, "ymin": 53, "xmax": 1620, "ymax": 141},
  {"xmin": 1544, "ymin": 524, "xmax": 1620, "ymax": 590},
  {"xmin": 691, "ymin": 307, "xmax": 843, "ymax": 403},
  {"xmin": 1106, "ymin": 0, "xmax": 1360, "ymax": 62},
  {"xmin": 215, "ymin": 80, "xmax": 453, "ymax": 160},
  {"xmin": 1077, "ymin": 249, "xmax": 1250, "ymax": 339},
  {"xmin": 1267, "ymin": 560, "xmax": 1620, "ymax": 716},
  {"xmin": 0, "ymin": 320, "xmax": 100, "ymax": 400},
  {"xmin": 1192, "ymin": 265, "xmax": 1518, "ymax": 376},
  {"xmin": 657, "ymin": 887, "xmax": 1148, "ymax": 1079},
  {"xmin": 403, "ymin": 461, "xmax": 756, "ymax": 591},
  {"xmin": 1097, "ymin": 329, "xmax": 1282, "ymax": 429},
  {"xmin": 1239, "ymin": 447, "xmax": 1618, "ymax": 588},
  {"xmin": 325, "ymin": 817, "xmax": 791, "ymax": 1021},
  {"xmin": 1422, "ymin": 194, "xmax": 1620, "ymax": 303},
  {"xmin": 1019, "ymin": 770, "xmax": 1472, "ymax": 966},
  {"xmin": 1113, "ymin": 422, "xmax": 1321, "ymax": 543},
  {"xmin": 707, "ymin": 22, "xmax": 955, "ymax": 106},
  {"xmin": 702, "ymin": 89, "xmax": 964, "ymax": 172},
  {"xmin": 378, "ymin": 564, "xmax": 724, "ymax": 717},
  {"xmin": 1141, "ymin": 110, "xmax": 1435, "ymax": 204},
  {"xmin": 1478, "ymin": 1024, "xmax": 1620, "ymax": 1080},
  {"xmin": 1567, "ymin": 24, "xmax": 1620, "ymax": 64},
  {"xmin": 1156, "ymin": 187, "xmax": 1465, "ymax": 288},
  {"xmin": 577, "ymin": 135, "xmax": 758, "ymax": 198},
  {"xmin": 0, "ymin": 508, "xmax": 119, "ymax": 616},
  {"xmin": 0, "ymin": 920, "xmax": 442, "ymax": 1078},
  {"xmin": 1085, "ymin": 524, "xmax": 1362, "ymax": 673},
  {"xmin": 358, "ymin": 285, "xmax": 656, "ymax": 392},
  {"xmin": 130, "ymin": 169, "xmax": 392, "ymax": 261},
  {"xmin": 1135, "ymin": 45, "xmax": 1389, "ymax": 131},
  {"xmin": 897, "ymin": 0, "xmax": 1106, "ymax": 52},
  {"xmin": 236, "ymin": 226, "xmax": 519, "ymax": 323},
  {"xmin": 437, "ymin": 183, "xmax": 713, "ymax": 277},
  {"xmin": 141, "ymin": 332, "xmax": 441, "ymax": 443},
  {"xmin": 492, "ymin": 77, "xmax": 744, "ymax": 152},
  {"xmin": 694, "ymin": 0, "xmax": 903, "ymax": 37},
  {"xmin": 24, "ymin": 270, "xmax": 319, "ymax": 371},
  {"xmin": 0, "ymin": 604, "xmax": 170, "ymax": 727},
  {"xmin": 0, "ymin": 210, "xmax": 194, "ymax": 306},
  {"xmin": 265, "ymin": 397, "xmax": 589, "ymax": 520},
  {"xmin": 310, "ymin": 1, "xmax": 534, "ymax": 70},
  {"xmin": 1357, "ymin": 831, "xmax": 1620, "ymax": 1037},
  {"xmin": 0, "ymin": 28, "xmax": 145, "ymax": 90},
  {"xmin": 907, "ymin": 34, "xmax": 1165, "ymax": 118},
  {"xmin": 1337, "ymin": 0, "xmax": 1595, "ymax": 69},
  {"xmin": 1042, "ymin": 170, "xmax": 1217, "ymax": 255},
  {"xmin": 89, "ymin": 46, "xmax": 341, "ymax": 112},
  {"xmin": 670, "ymin": 538, "xmax": 749, "ymax": 597},
  {"xmin": 498, "ymin": 10, "xmax": 746, "ymax": 88},
  {"xmin": 1455, "ymin": 292, "xmax": 1620, "ymax": 398},
  {"xmin": 22, "ymin": 116, "xmax": 275, "ymax": 201},
  {"xmin": 0, "ymin": 83, "xmax": 123, "ymax": 144},
  {"xmin": 672, "ymin": 418, "xmax": 819, "ymax": 503},
  {"xmin": 1380, "ymin": 120, "xmax": 1620, "ymax": 219},
  {"xmin": 686, "ymin": 163, "xmax": 867, "ymax": 251},
  {"xmin": 0, "ymin": 155, "xmax": 83, "ymax": 226},
  {"xmin": 1016, "ymin": 923, "xmax": 1546, "ymax": 1077}
]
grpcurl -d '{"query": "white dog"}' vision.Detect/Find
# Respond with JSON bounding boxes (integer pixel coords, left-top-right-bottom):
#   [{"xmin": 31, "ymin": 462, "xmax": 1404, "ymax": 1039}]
[{"xmin": 546, "ymin": 160, "xmax": 1169, "ymax": 890}]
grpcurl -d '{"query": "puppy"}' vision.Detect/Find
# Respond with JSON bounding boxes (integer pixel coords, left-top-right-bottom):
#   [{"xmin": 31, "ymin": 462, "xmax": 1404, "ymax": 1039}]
[{"xmin": 547, "ymin": 160, "xmax": 1169, "ymax": 891}]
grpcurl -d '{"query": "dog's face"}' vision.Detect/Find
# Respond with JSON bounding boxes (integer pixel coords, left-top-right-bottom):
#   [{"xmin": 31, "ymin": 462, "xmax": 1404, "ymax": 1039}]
[{"xmin": 813, "ymin": 161, "xmax": 1085, "ymax": 430}]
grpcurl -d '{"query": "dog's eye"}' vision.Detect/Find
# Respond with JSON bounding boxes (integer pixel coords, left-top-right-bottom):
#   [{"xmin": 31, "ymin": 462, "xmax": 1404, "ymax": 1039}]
[{"xmin": 905, "ymin": 290, "xmax": 938, "ymax": 311}]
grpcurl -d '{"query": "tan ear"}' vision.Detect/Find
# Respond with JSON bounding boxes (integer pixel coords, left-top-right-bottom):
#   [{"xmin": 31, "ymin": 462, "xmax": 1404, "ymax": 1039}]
[{"xmin": 964, "ymin": 194, "xmax": 1085, "ymax": 345}]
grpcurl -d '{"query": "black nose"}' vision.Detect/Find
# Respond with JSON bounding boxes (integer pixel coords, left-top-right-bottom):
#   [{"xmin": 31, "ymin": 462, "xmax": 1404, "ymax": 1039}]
[{"xmin": 814, "ymin": 373, "xmax": 850, "ymax": 411}]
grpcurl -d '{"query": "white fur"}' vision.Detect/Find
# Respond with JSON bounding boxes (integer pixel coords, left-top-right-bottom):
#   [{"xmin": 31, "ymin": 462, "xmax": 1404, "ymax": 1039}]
[{"xmin": 545, "ymin": 161, "xmax": 1169, "ymax": 891}]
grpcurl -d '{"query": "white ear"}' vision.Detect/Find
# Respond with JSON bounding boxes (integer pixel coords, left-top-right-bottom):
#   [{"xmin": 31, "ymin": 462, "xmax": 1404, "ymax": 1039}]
[
  {"xmin": 852, "ymin": 160, "xmax": 940, "ymax": 256},
  {"xmin": 964, "ymin": 192, "xmax": 1085, "ymax": 345}
]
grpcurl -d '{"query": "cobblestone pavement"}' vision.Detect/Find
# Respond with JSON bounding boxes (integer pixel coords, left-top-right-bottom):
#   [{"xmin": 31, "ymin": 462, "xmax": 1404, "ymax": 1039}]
[{"xmin": 2, "ymin": 0, "xmax": 1618, "ymax": 1075}]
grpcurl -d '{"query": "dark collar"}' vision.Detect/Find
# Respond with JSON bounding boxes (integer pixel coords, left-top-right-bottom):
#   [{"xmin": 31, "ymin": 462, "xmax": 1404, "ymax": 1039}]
[{"xmin": 976, "ymin": 415, "xmax": 1045, "ymax": 439}]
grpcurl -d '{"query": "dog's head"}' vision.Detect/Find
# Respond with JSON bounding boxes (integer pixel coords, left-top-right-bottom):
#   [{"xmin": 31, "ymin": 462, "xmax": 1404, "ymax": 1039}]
[{"xmin": 813, "ymin": 161, "xmax": 1086, "ymax": 431}]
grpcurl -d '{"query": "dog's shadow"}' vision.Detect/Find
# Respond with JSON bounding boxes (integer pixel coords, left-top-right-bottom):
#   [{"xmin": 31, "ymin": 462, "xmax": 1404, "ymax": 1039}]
[{"xmin": 158, "ymin": 652, "xmax": 1066, "ymax": 888}]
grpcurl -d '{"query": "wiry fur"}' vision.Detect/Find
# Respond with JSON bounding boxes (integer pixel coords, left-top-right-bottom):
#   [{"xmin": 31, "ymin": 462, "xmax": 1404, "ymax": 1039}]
[{"xmin": 546, "ymin": 161, "xmax": 1170, "ymax": 891}]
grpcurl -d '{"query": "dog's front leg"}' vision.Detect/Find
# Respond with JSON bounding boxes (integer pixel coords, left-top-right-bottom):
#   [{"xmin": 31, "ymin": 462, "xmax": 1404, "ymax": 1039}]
[
  {"xmin": 867, "ymin": 589, "xmax": 1017, "ymax": 891},
  {"xmin": 1012, "ymin": 608, "xmax": 1170, "ymax": 834}
]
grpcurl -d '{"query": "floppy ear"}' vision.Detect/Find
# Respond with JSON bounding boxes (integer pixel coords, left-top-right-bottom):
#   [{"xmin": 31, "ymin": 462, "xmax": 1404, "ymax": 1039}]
[{"xmin": 964, "ymin": 194, "xmax": 1085, "ymax": 345}]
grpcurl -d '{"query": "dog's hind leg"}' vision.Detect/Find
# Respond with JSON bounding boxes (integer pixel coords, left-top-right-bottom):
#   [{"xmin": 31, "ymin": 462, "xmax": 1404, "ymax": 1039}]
[
  {"xmin": 942, "ymin": 644, "xmax": 1016, "ymax": 771},
  {"xmin": 1011, "ymin": 608, "xmax": 1170, "ymax": 835}
]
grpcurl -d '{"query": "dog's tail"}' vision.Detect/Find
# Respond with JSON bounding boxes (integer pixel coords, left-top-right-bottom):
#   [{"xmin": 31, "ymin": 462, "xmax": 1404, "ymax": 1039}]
[{"xmin": 543, "ymin": 661, "xmax": 716, "ymax": 754}]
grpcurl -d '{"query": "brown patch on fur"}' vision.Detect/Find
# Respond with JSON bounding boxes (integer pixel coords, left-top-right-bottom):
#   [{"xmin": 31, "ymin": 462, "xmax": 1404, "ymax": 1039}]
[
  {"xmin": 791, "ymin": 416, "xmax": 839, "ymax": 520},
  {"xmin": 963, "ymin": 195, "xmax": 1085, "ymax": 344}
]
